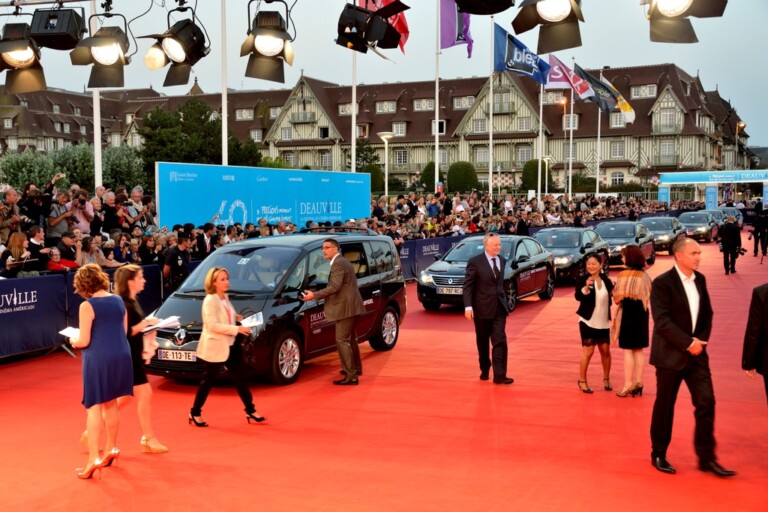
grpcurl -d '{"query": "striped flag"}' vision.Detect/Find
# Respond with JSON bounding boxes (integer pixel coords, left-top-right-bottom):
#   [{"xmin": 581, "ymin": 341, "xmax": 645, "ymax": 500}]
[
  {"xmin": 600, "ymin": 76, "xmax": 635, "ymax": 124},
  {"xmin": 545, "ymin": 54, "xmax": 594, "ymax": 99},
  {"xmin": 440, "ymin": 0, "xmax": 473, "ymax": 57}
]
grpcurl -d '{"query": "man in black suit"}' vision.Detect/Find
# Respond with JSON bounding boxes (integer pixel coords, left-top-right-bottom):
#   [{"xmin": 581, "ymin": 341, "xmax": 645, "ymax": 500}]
[
  {"xmin": 751, "ymin": 210, "xmax": 767, "ymax": 257},
  {"xmin": 742, "ymin": 283, "xmax": 768, "ymax": 403},
  {"xmin": 463, "ymin": 233, "xmax": 513, "ymax": 385},
  {"xmin": 515, "ymin": 211, "xmax": 530, "ymax": 236},
  {"xmin": 719, "ymin": 215, "xmax": 741, "ymax": 274},
  {"xmin": 649, "ymin": 238, "xmax": 735, "ymax": 477},
  {"xmin": 195, "ymin": 223, "xmax": 215, "ymax": 260}
]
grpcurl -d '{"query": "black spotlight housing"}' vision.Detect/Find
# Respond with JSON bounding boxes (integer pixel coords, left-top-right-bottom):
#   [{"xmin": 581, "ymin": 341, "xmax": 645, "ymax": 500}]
[
  {"xmin": 29, "ymin": 8, "xmax": 86, "ymax": 50},
  {"xmin": 241, "ymin": 0, "xmax": 294, "ymax": 83},
  {"xmin": 0, "ymin": 22, "xmax": 46, "ymax": 94},
  {"xmin": 70, "ymin": 25, "xmax": 131, "ymax": 88},
  {"xmin": 336, "ymin": 1, "xmax": 410, "ymax": 54},
  {"xmin": 512, "ymin": 0, "xmax": 584, "ymax": 55},
  {"xmin": 142, "ymin": 18, "xmax": 210, "ymax": 87},
  {"xmin": 456, "ymin": 0, "xmax": 516, "ymax": 15},
  {"xmin": 645, "ymin": 0, "xmax": 728, "ymax": 44}
]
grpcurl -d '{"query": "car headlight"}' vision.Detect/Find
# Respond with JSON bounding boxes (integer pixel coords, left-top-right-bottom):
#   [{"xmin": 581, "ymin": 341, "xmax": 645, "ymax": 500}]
[
  {"xmin": 241, "ymin": 312, "xmax": 265, "ymax": 335},
  {"xmin": 419, "ymin": 272, "xmax": 434, "ymax": 285},
  {"xmin": 612, "ymin": 245, "xmax": 624, "ymax": 253},
  {"xmin": 656, "ymin": 235, "xmax": 669, "ymax": 241},
  {"xmin": 553, "ymin": 255, "xmax": 573, "ymax": 266},
  {"xmin": 696, "ymin": 227, "xmax": 707, "ymax": 232}
]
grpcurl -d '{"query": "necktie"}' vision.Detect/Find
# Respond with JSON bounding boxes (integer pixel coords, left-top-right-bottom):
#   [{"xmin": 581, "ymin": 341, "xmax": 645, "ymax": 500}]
[{"xmin": 492, "ymin": 258, "xmax": 499, "ymax": 278}]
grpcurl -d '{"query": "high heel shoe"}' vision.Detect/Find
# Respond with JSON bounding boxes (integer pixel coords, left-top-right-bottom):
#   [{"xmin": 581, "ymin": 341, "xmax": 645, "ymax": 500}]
[
  {"xmin": 632, "ymin": 383, "xmax": 644, "ymax": 397},
  {"xmin": 616, "ymin": 387, "xmax": 635, "ymax": 398},
  {"xmin": 141, "ymin": 436, "xmax": 168, "ymax": 454},
  {"xmin": 577, "ymin": 380, "xmax": 593, "ymax": 394},
  {"xmin": 77, "ymin": 458, "xmax": 104, "ymax": 479},
  {"xmin": 603, "ymin": 378, "xmax": 613, "ymax": 391},
  {"xmin": 101, "ymin": 448, "xmax": 120, "ymax": 468},
  {"xmin": 188, "ymin": 412, "xmax": 208, "ymax": 427},
  {"xmin": 246, "ymin": 412, "xmax": 266, "ymax": 424}
]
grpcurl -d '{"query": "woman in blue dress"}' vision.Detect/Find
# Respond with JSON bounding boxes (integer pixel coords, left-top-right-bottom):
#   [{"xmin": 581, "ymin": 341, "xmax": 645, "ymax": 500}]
[{"xmin": 70, "ymin": 263, "xmax": 133, "ymax": 479}]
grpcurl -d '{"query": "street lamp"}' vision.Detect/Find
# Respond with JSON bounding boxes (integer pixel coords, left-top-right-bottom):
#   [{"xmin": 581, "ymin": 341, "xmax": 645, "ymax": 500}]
[
  {"xmin": 560, "ymin": 97, "xmax": 567, "ymax": 132},
  {"xmin": 377, "ymin": 131, "xmax": 394, "ymax": 199},
  {"xmin": 543, "ymin": 155, "xmax": 554, "ymax": 196},
  {"xmin": 735, "ymin": 121, "xmax": 746, "ymax": 168}
]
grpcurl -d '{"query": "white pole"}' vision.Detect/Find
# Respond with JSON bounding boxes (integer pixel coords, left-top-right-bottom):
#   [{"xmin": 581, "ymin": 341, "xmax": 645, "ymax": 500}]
[
  {"xmin": 595, "ymin": 69, "xmax": 603, "ymax": 197},
  {"xmin": 221, "ymin": 0, "xmax": 228, "ymax": 166},
  {"xmin": 89, "ymin": 0, "xmax": 102, "ymax": 187},
  {"xmin": 545, "ymin": 159, "xmax": 549, "ymax": 196},
  {"xmin": 568, "ymin": 87, "xmax": 574, "ymax": 198},
  {"xmin": 351, "ymin": 52, "xmax": 357, "ymax": 174},
  {"xmin": 434, "ymin": 0, "xmax": 440, "ymax": 194},
  {"xmin": 384, "ymin": 138, "xmax": 389, "ymax": 198},
  {"xmin": 536, "ymin": 83, "xmax": 543, "ymax": 200},
  {"xmin": 488, "ymin": 16, "xmax": 494, "ymax": 200}
]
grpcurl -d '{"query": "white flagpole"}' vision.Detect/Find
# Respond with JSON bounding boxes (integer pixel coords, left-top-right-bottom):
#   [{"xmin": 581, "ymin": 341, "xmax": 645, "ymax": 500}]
[
  {"xmin": 537, "ymin": 83, "xmax": 543, "ymax": 200},
  {"xmin": 352, "ymin": 52, "xmax": 357, "ymax": 175},
  {"xmin": 568, "ymin": 86, "xmax": 574, "ymax": 198},
  {"xmin": 434, "ymin": 0, "xmax": 440, "ymax": 194},
  {"xmin": 596, "ymin": 69, "xmax": 603, "ymax": 197},
  {"xmin": 488, "ymin": 16, "xmax": 494, "ymax": 200}
]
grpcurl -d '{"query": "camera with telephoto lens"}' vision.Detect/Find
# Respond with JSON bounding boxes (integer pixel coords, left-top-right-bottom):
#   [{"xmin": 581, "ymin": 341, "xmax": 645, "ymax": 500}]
[
  {"xmin": 748, "ymin": 229, "xmax": 753, "ymax": 241},
  {"xmin": 738, "ymin": 247, "xmax": 747, "ymax": 256},
  {"xmin": 78, "ymin": 198, "xmax": 86, "ymax": 205}
]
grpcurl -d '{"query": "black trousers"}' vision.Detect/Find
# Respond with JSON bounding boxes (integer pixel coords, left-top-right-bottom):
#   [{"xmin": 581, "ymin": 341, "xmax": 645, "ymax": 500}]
[
  {"xmin": 191, "ymin": 341, "xmax": 255, "ymax": 416},
  {"xmin": 650, "ymin": 359, "xmax": 716, "ymax": 462},
  {"xmin": 753, "ymin": 233, "xmax": 767, "ymax": 256},
  {"xmin": 723, "ymin": 249, "xmax": 738, "ymax": 272},
  {"xmin": 473, "ymin": 302, "xmax": 508, "ymax": 378}
]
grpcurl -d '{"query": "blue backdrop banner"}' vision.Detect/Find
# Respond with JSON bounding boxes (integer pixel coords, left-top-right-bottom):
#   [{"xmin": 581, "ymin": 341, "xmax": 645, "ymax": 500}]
[
  {"xmin": 156, "ymin": 162, "xmax": 371, "ymax": 229},
  {"xmin": 0, "ymin": 275, "xmax": 67, "ymax": 357}
]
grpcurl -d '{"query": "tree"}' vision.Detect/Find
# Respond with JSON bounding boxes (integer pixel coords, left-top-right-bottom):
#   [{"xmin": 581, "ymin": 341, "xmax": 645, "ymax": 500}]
[
  {"xmin": 346, "ymin": 139, "xmax": 380, "ymax": 171},
  {"xmin": 137, "ymin": 107, "xmax": 185, "ymax": 175},
  {"xmin": 418, "ymin": 161, "xmax": 445, "ymax": 190},
  {"xmin": 50, "ymin": 144, "xmax": 95, "ymax": 191},
  {"xmin": 259, "ymin": 156, "xmax": 291, "ymax": 168},
  {"xmin": 446, "ymin": 161, "xmax": 479, "ymax": 193},
  {"xmin": 520, "ymin": 159, "xmax": 555, "ymax": 192},
  {"xmin": 229, "ymin": 137, "xmax": 263, "ymax": 167},
  {"xmin": 362, "ymin": 163, "xmax": 384, "ymax": 193},
  {"xmin": 0, "ymin": 150, "xmax": 55, "ymax": 189},
  {"xmin": 102, "ymin": 146, "xmax": 147, "ymax": 192}
]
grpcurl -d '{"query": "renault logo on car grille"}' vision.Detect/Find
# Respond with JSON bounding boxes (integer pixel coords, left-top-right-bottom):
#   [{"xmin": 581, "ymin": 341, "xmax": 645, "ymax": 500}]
[
  {"xmin": 174, "ymin": 328, "xmax": 187, "ymax": 345},
  {"xmin": 448, "ymin": 278, "xmax": 453, "ymax": 285}
]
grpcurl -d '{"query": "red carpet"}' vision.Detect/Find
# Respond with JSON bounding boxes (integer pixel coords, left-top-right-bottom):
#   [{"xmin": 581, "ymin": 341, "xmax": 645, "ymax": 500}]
[{"xmin": 2, "ymin": 233, "xmax": 767, "ymax": 511}]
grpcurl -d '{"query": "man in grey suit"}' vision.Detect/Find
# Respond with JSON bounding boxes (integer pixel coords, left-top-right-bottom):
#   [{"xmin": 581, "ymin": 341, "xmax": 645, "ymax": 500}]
[
  {"xmin": 463, "ymin": 233, "xmax": 513, "ymax": 384},
  {"xmin": 302, "ymin": 239, "xmax": 366, "ymax": 385}
]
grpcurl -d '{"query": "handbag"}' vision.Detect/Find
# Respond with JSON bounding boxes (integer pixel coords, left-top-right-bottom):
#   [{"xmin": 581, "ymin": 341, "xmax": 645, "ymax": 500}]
[{"xmin": 610, "ymin": 303, "xmax": 623, "ymax": 346}]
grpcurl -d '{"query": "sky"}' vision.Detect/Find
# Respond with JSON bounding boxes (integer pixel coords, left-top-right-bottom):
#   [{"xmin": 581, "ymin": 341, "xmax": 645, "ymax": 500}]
[{"xmin": 7, "ymin": 1, "xmax": 767, "ymax": 146}]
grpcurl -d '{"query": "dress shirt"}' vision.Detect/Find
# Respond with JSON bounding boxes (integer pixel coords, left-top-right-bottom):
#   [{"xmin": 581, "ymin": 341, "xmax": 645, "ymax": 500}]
[{"xmin": 674, "ymin": 264, "xmax": 700, "ymax": 334}]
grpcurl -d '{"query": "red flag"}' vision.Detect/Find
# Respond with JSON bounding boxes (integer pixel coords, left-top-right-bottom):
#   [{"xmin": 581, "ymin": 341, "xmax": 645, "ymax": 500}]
[{"xmin": 357, "ymin": 0, "xmax": 410, "ymax": 53}]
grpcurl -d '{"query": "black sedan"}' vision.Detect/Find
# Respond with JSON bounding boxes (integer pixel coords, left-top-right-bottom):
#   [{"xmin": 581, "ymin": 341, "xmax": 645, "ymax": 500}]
[
  {"xmin": 417, "ymin": 235, "xmax": 555, "ymax": 312},
  {"xmin": 593, "ymin": 221, "xmax": 656, "ymax": 266},
  {"xmin": 533, "ymin": 227, "xmax": 610, "ymax": 281},
  {"xmin": 641, "ymin": 216, "xmax": 686, "ymax": 254},
  {"xmin": 678, "ymin": 211, "xmax": 719, "ymax": 242}
]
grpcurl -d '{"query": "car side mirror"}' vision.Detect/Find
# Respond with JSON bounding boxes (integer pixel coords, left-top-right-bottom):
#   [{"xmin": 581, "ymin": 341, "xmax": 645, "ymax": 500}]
[
  {"xmin": 434, "ymin": 253, "xmax": 442, "ymax": 261},
  {"xmin": 307, "ymin": 275, "xmax": 319, "ymax": 290},
  {"xmin": 581, "ymin": 242, "xmax": 593, "ymax": 254},
  {"xmin": 514, "ymin": 255, "xmax": 530, "ymax": 267},
  {"xmin": 635, "ymin": 236, "xmax": 641, "ymax": 243}
]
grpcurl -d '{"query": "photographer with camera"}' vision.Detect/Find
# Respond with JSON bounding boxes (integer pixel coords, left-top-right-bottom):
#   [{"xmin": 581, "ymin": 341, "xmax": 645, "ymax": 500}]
[
  {"xmin": 720, "ymin": 215, "xmax": 742, "ymax": 275},
  {"xmin": 46, "ymin": 191, "xmax": 73, "ymax": 247},
  {"xmin": 66, "ymin": 190, "xmax": 94, "ymax": 236}
]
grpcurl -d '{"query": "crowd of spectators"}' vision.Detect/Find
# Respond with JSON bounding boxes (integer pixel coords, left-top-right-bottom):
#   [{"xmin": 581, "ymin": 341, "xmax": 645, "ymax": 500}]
[{"xmin": 0, "ymin": 174, "xmax": 759, "ymax": 280}]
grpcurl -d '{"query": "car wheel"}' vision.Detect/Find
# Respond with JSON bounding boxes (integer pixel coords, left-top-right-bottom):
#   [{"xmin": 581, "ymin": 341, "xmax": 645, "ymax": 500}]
[
  {"xmin": 269, "ymin": 330, "xmax": 302, "ymax": 385},
  {"xmin": 538, "ymin": 270, "xmax": 555, "ymax": 300},
  {"xmin": 421, "ymin": 300, "xmax": 441, "ymax": 311},
  {"xmin": 506, "ymin": 280, "xmax": 518, "ymax": 312},
  {"xmin": 369, "ymin": 306, "xmax": 399, "ymax": 351},
  {"xmin": 647, "ymin": 248, "xmax": 656, "ymax": 265}
]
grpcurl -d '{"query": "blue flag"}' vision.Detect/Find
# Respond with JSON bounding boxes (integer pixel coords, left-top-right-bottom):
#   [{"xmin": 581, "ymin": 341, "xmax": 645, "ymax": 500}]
[{"xmin": 493, "ymin": 24, "xmax": 550, "ymax": 85}]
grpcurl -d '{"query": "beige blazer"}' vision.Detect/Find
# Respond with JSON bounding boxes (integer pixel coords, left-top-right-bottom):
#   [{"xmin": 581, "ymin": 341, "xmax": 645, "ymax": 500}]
[{"xmin": 196, "ymin": 293, "xmax": 239, "ymax": 363}]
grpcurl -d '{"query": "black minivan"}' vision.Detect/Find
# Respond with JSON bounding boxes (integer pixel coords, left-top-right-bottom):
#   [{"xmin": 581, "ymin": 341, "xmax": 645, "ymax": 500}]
[{"xmin": 145, "ymin": 232, "xmax": 407, "ymax": 384}]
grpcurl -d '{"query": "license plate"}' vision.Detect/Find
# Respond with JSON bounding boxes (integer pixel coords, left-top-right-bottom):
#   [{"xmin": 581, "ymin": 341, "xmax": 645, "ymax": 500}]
[
  {"xmin": 157, "ymin": 349, "xmax": 196, "ymax": 362},
  {"xmin": 437, "ymin": 286, "xmax": 463, "ymax": 295}
]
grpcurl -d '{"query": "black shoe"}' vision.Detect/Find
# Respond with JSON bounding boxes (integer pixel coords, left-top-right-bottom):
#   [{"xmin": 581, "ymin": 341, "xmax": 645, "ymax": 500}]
[
  {"xmin": 493, "ymin": 377, "xmax": 514, "ymax": 385},
  {"xmin": 699, "ymin": 460, "xmax": 736, "ymax": 478},
  {"xmin": 340, "ymin": 370, "xmax": 363, "ymax": 377},
  {"xmin": 333, "ymin": 378, "xmax": 359, "ymax": 386},
  {"xmin": 652, "ymin": 456, "xmax": 676, "ymax": 474},
  {"xmin": 730, "ymin": 269, "xmax": 736, "ymax": 274},
  {"xmin": 725, "ymin": 271, "xmax": 729, "ymax": 275},
  {"xmin": 479, "ymin": 372, "xmax": 489, "ymax": 381}
]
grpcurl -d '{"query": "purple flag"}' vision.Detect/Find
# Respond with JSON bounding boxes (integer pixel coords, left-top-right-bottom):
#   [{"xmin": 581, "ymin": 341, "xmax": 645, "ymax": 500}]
[{"xmin": 440, "ymin": 0, "xmax": 473, "ymax": 58}]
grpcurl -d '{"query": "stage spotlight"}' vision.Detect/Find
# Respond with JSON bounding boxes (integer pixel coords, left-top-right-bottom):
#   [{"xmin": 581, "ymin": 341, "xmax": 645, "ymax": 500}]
[
  {"xmin": 141, "ymin": 17, "xmax": 210, "ymax": 86},
  {"xmin": 0, "ymin": 22, "xmax": 46, "ymax": 94},
  {"xmin": 335, "ymin": 1, "xmax": 410, "ymax": 55},
  {"xmin": 241, "ymin": 0, "xmax": 294, "ymax": 83},
  {"xmin": 642, "ymin": 0, "xmax": 728, "ymax": 43},
  {"xmin": 29, "ymin": 8, "xmax": 85, "ymax": 50},
  {"xmin": 456, "ymin": 0, "xmax": 516, "ymax": 16},
  {"xmin": 70, "ymin": 25, "xmax": 130, "ymax": 88},
  {"xmin": 511, "ymin": 0, "xmax": 583, "ymax": 55}
]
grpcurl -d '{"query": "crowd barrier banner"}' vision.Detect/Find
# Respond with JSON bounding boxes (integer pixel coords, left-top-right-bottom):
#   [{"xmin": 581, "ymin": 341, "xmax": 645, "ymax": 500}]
[
  {"xmin": 156, "ymin": 162, "xmax": 371, "ymax": 229},
  {"xmin": 0, "ymin": 274, "xmax": 67, "ymax": 357}
]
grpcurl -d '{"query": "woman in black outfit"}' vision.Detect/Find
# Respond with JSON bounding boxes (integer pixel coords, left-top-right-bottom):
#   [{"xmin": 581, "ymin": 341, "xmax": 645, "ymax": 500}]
[{"xmin": 574, "ymin": 254, "xmax": 614, "ymax": 393}]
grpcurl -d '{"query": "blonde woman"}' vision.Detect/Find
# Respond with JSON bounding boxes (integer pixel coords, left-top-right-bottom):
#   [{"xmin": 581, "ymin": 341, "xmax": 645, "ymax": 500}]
[
  {"xmin": 613, "ymin": 245, "xmax": 653, "ymax": 397},
  {"xmin": 189, "ymin": 267, "xmax": 265, "ymax": 427}
]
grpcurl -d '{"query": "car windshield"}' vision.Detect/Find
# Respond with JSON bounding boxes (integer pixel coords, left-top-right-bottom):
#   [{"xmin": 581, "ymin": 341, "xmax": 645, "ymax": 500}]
[
  {"xmin": 178, "ymin": 246, "xmax": 302, "ymax": 294},
  {"xmin": 643, "ymin": 219, "xmax": 672, "ymax": 230},
  {"xmin": 595, "ymin": 224, "xmax": 634, "ymax": 238},
  {"xmin": 444, "ymin": 238, "xmax": 513, "ymax": 262},
  {"xmin": 536, "ymin": 231, "xmax": 580, "ymax": 248},
  {"xmin": 680, "ymin": 213, "xmax": 707, "ymax": 224},
  {"xmin": 705, "ymin": 211, "xmax": 724, "ymax": 220}
]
